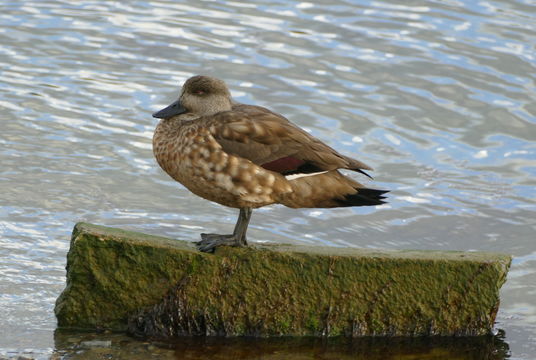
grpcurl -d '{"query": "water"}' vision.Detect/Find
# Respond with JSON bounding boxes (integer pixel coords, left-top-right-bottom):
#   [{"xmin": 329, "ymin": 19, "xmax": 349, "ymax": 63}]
[
  {"xmin": 0, "ymin": 0, "xmax": 534, "ymax": 358},
  {"xmin": 49, "ymin": 332, "xmax": 511, "ymax": 359}
]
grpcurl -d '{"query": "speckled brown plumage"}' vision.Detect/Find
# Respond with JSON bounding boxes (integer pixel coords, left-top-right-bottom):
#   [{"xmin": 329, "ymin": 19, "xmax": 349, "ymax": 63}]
[{"xmin": 152, "ymin": 75, "xmax": 388, "ymax": 252}]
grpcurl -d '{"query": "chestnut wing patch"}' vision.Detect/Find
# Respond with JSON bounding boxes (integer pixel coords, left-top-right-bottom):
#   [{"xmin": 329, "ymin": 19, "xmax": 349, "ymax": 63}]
[
  {"xmin": 207, "ymin": 107, "xmax": 373, "ymax": 178},
  {"xmin": 261, "ymin": 156, "xmax": 324, "ymax": 175}
]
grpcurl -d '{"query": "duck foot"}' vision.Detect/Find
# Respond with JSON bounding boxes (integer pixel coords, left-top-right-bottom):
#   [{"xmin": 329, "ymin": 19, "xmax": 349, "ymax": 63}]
[
  {"xmin": 196, "ymin": 208, "xmax": 252, "ymax": 253},
  {"xmin": 196, "ymin": 233, "xmax": 247, "ymax": 253}
]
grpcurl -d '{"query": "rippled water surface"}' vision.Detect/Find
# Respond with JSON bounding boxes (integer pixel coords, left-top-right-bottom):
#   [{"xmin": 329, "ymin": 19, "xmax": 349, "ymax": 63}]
[{"xmin": 1, "ymin": 0, "xmax": 535, "ymax": 359}]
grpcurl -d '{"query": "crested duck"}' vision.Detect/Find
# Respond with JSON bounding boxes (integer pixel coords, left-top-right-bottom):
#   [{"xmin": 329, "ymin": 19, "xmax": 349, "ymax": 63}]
[{"xmin": 152, "ymin": 75, "xmax": 388, "ymax": 252}]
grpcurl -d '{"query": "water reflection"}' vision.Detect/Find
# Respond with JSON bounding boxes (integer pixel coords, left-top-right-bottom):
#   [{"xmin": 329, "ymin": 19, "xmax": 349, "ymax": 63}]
[{"xmin": 52, "ymin": 331, "xmax": 511, "ymax": 360}]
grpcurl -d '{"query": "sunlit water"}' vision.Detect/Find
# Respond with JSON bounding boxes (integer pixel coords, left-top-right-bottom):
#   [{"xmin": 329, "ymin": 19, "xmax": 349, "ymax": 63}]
[{"xmin": 1, "ymin": 0, "xmax": 535, "ymax": 359}]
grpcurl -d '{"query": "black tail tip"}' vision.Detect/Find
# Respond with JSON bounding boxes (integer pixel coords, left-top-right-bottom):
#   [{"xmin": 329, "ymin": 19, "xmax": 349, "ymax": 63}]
[{"xmin": 336, "ymin": 188, "xmax": 389, "ymax": 207}]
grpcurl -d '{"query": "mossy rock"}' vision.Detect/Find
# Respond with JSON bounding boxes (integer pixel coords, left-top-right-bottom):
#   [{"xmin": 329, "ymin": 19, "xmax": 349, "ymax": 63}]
[{"xmin": 55, "ymin": 223, "xmax": 511, "ymax": 337}]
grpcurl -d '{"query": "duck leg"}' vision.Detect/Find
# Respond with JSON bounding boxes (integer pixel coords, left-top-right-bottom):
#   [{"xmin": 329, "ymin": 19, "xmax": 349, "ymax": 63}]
[{"xmin": 197, "ymin": 207, "xmax": 252, "ymax": 252}]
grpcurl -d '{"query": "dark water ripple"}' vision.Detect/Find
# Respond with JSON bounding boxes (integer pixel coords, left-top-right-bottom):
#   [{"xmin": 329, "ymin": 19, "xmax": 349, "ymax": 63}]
[{"xmin": 0, "ymin": 0, "xmax": 535, "ymax": 358}]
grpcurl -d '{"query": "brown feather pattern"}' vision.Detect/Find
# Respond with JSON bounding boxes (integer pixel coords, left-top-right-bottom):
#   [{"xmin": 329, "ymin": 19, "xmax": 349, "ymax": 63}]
[{"xmin": 153, "ymin": 75, "xmax": 388, "ymax": 211}]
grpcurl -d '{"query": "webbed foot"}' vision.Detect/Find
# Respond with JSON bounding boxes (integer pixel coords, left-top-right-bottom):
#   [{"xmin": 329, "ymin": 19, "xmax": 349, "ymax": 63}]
[{"xmin": 196, "ymin": 233, "xmax": 247, "ymax": 253}]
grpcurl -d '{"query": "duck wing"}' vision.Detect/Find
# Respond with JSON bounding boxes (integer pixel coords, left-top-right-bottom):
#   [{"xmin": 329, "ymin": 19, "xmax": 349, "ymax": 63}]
[{"xmin": 203, "ymin": 104, "xmax": 373, "ymax": 178}]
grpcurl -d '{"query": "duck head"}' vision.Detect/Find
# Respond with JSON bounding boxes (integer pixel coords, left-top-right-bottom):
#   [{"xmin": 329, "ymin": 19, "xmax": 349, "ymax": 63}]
[{"xmin": 153, "ymin": 75, "xmax": 233, "ymax": 119}]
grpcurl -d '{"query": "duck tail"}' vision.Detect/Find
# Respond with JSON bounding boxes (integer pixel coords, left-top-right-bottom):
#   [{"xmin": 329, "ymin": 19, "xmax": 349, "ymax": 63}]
[
  {"xmin": 278, "ymin": 170, "xmax": 388, "ymax": 209},
  {"xmin": 335, "ymin": 188, "xmax": 389, "ymax": 207}
]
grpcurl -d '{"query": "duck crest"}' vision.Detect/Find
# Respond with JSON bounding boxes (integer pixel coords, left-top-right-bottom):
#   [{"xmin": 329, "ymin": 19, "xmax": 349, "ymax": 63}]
[{"xmin": 152, "ymin": 75, "xmax": 389, "ymax": 252}]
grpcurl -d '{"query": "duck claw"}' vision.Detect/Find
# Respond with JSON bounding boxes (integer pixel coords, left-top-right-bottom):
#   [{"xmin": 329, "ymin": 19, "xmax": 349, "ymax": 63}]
[{"xmin": 196, "ymin": 233, "xmax": 244, "ymax": 253}]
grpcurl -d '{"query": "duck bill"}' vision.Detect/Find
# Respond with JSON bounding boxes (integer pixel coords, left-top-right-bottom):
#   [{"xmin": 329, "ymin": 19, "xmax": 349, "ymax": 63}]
[{"xmin": 152, "ymin": 99, "xmax": 187, "ymax": 118}]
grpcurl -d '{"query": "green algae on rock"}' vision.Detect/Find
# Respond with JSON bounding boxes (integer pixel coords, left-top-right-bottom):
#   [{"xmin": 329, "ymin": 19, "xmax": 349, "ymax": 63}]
[{"xmin": 55, "ymin": 223, "xmax": 511, "ymax": 337}]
